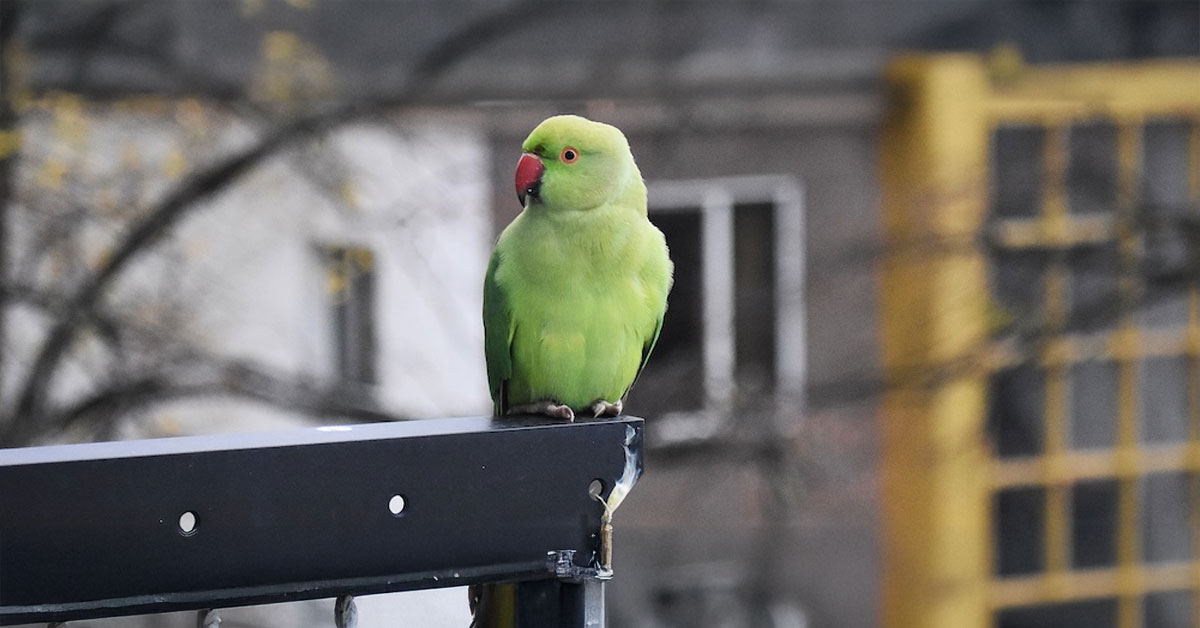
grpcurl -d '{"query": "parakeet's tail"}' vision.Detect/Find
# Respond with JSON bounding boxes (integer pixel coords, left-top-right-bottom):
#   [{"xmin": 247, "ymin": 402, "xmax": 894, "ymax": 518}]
[{"xmin": 469, "ymin": 583, "xmax": 517, "ymax": 628}]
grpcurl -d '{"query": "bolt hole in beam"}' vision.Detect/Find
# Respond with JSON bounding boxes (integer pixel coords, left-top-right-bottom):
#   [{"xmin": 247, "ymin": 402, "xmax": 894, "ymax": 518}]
[
  {"xmin": 178, "ymin": 511, "xmax": 198, "ymax": 536},
  {"xmin": 388, "ymin": 494, "xmax": 406, "ymax": 517}
]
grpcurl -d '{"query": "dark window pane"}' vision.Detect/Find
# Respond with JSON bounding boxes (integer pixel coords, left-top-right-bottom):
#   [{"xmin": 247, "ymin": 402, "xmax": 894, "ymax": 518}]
[
  {"xmin": 323, "ymin": 246, "xmax": 377, "ymax": 385},
  {"xmin": 1140, "ymin": 357, "xmax": 1190, "ymax": 444},
  {"xmin": 1071, "ymin": 480, "xmax": 1118, "ymax": 568},
  {"xmin": 992, "ymin": 126, "xmax": 1045, "ymax": 219},
  {"xmin": 1143, "ymin": 119, "xmax": 1192, "ymax": 213},
  {"xmin": 989, "ymin": 365, "xmax": 1045, "ymax": 457},
  {"xmin": 997, "ymin": 598, "xmax": 1116, "ymax": 628},
  {"xmin": 1068, "ymin": 245, "xmax": 1119, "ymax": 333},
  {"xmin": 1139, "ymin": 119, "xmax": 1193, "ymax": 328},
  {"xmin": 1145, "ymin": 590, "xmax": 1192, "ymax": 628},
  {"xmin": 733, "ymin": 202, "xmax": 776, "ymax": 396},
  {"xmin": 996, "ymin": 486, "xmax": 1045, "ymax": 576},
  {"xmin": 628, "ymin": 210, "xmax": 703, "ymax": 414},
  {"xmin": 1070, "ymin": 361, "xmax": 1118, "ymax": 450},
  {"xmin": 1143, "ymin": 472, "xmax": 1191, "ymax": 563},
  {"xmin": 1139, "ymin": 271, "xmax": 1191, "ymax": 328},
  {"xmin": 991, "ymin": 250, "xmax": 1047, "ymax": 333},
  {"xmin": 1067, "ymin": 122, "xmax": 1118, "ymax": 215}
]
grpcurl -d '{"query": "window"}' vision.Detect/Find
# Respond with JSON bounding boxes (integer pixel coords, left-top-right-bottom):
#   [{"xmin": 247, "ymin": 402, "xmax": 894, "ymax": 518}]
[
  {"xmin": 986, "ymin": 116, "xmax": 1200, "ymax": 621},
  {"xmin": 629, "ymin": 176, "xmax": 805, "ymax": 438},
  {"xmin": 319, "ymin": 245, "xmax": 377, "ymax": 386}
]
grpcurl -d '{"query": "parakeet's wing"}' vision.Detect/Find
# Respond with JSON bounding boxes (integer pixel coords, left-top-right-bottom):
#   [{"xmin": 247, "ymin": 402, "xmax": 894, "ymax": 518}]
[
  {"xmin": 483, "ymin": 251, "xmax": 514, "ymax": 415},
  {"xmin": 622, "ymin": 308, "xmax": 665, "ymax": 400}
]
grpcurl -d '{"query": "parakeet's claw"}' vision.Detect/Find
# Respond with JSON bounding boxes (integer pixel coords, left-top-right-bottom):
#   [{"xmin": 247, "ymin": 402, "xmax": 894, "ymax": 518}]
[
  {"xmin": 548, "ymin": 403, "xmax": 575, "ymax": 421},
  {"xmin": 508, "ymin": 401, "xmax": 576, "ymax": 421},
  {"xmin": 590, "ymin": 399, "xmax": 623, "ymax": 418}
]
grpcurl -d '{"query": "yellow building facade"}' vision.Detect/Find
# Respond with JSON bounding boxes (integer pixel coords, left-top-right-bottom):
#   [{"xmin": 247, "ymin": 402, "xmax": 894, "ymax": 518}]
[{"xmin": 881, "ymin": 54, "xmax": 1200, "ymax": 628}]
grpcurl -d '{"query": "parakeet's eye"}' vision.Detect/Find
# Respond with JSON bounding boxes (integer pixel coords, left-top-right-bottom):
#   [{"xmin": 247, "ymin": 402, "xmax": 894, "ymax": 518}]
[{"xmin": 560, "ymin": 147, "xmax": 579, "ymax": 164}]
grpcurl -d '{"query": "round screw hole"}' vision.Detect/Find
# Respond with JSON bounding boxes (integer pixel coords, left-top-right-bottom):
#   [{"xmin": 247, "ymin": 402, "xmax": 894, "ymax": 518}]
[
  {"xmin": 178, "ymin": 511, "xmax": 198, "ymax": 536},
  {"xmin": 588, "ymin": 479, "xmax": 605, "ymax": 500},
  {"xmin": 388, "ymin": 494, "xmax": 406, "ymax": 516}
]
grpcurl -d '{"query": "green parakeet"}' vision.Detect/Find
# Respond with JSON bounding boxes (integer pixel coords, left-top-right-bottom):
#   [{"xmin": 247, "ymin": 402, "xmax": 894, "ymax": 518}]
[
  {"xmin": 482, "ymin": 114, "xmax": 673, "ymax": 421},
  {"xmin": 472, "ymin": 115, "xmax": 670, "ymax": 627}
]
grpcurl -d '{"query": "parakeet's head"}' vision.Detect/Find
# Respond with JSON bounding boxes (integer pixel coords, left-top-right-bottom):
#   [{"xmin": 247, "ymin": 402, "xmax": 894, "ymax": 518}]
[{"xmin": 515, "ymin": 115, "xmax": 642, "ymax": 212}]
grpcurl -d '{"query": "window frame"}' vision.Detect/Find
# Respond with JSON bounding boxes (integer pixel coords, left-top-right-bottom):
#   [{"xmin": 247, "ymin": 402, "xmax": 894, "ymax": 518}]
[{"xmin": 646, "ymin": 175, "xmax": 807, "ymax": 418}]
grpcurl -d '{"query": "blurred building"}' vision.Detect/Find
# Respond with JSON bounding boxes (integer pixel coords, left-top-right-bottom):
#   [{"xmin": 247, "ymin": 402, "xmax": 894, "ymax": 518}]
[
  {"xmin": 880, "ymin": 54, "xmax": 1200, "ymax": 628},
  {"xmin": 4, "ymin": 1, "xmax": 1199, "ymax": 628},
  {"xmin": 13, "ymin": 103, "xmax": 494, "ymax": 434}
]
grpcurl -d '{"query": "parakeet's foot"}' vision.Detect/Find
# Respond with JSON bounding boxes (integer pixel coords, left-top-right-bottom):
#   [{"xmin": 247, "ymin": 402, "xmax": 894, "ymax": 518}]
[
  {"xmin": 508, "ymin": 401, "xmax": 576, "ymax": 421},
  {"xmin": 590, "ymin": 399, "xmax": 623, "ymax": 418}
]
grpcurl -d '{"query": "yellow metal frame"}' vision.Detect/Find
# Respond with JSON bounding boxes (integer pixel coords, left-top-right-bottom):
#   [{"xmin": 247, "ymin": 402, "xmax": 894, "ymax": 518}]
[
  {"xmin": 879, "ymin": 54, "xmax": 992, "ymax": 628},
  {"xmin": 880, "ymin": 54, "xmax": 1200, "ymax": 628}
]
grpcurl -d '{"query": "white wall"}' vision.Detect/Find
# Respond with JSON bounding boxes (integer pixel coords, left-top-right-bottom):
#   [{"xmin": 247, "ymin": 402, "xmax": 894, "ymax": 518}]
[{"xmin": 13, "ymin": 104, "xmax": 495, "ymax": 439}]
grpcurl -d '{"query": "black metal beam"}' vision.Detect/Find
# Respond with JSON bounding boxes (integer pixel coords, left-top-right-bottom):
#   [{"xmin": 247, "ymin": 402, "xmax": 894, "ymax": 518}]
[{"xmin": 0, "ymin": 415, "xmax": 643, "ymax": 625}]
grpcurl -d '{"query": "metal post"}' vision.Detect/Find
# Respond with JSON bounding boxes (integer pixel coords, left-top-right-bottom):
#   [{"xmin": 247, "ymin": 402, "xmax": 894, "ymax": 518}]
[
  {"xmin": 196, "ymin": 609, "xmax": 219, "ymax": 628},
  {"xmin": 878, "ymin": 54, "xmax": 991, "ymax": 628},
  {"xmin": 334, "ymin": 596, "xmax": 356, "ymax": 628},
  {"xmin": 513, "ymin": 577, "xmax": 605, "ymax": 628},
  {"xmin": 579, "ymin": 579, "xmax": 606, "ymax": 628}
]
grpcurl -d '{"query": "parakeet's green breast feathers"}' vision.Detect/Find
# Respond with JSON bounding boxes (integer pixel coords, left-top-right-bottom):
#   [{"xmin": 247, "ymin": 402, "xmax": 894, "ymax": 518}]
[{"xmin": 514, "ymin": 115, "xmax": 644, "ymax": 214}]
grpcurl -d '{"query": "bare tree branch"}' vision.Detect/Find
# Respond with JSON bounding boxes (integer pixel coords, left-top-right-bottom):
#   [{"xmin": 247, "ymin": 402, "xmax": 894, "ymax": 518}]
[
  {"xmin": 0, "ymin": 281, "xmax": 123, "ymax": 340},
  {"xmin": 3, "ymin": 0, "xmax": 541, "ymax": 443},
  {"xmin": 44, "ymin": 358, "xmax": 404, "ymax": 443}
]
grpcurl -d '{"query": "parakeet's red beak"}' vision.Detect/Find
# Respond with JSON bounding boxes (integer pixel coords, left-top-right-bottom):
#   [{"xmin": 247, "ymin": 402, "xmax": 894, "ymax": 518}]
[{"xmin": 515, "ymin": 153, "xmax": 544, "ymax": 206}]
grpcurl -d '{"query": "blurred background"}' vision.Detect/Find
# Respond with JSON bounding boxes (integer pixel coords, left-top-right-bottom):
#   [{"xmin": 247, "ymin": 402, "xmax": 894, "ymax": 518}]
[{"xmin": 1, "ymin": 1, "xmax": 1199, "ymax": 627}]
